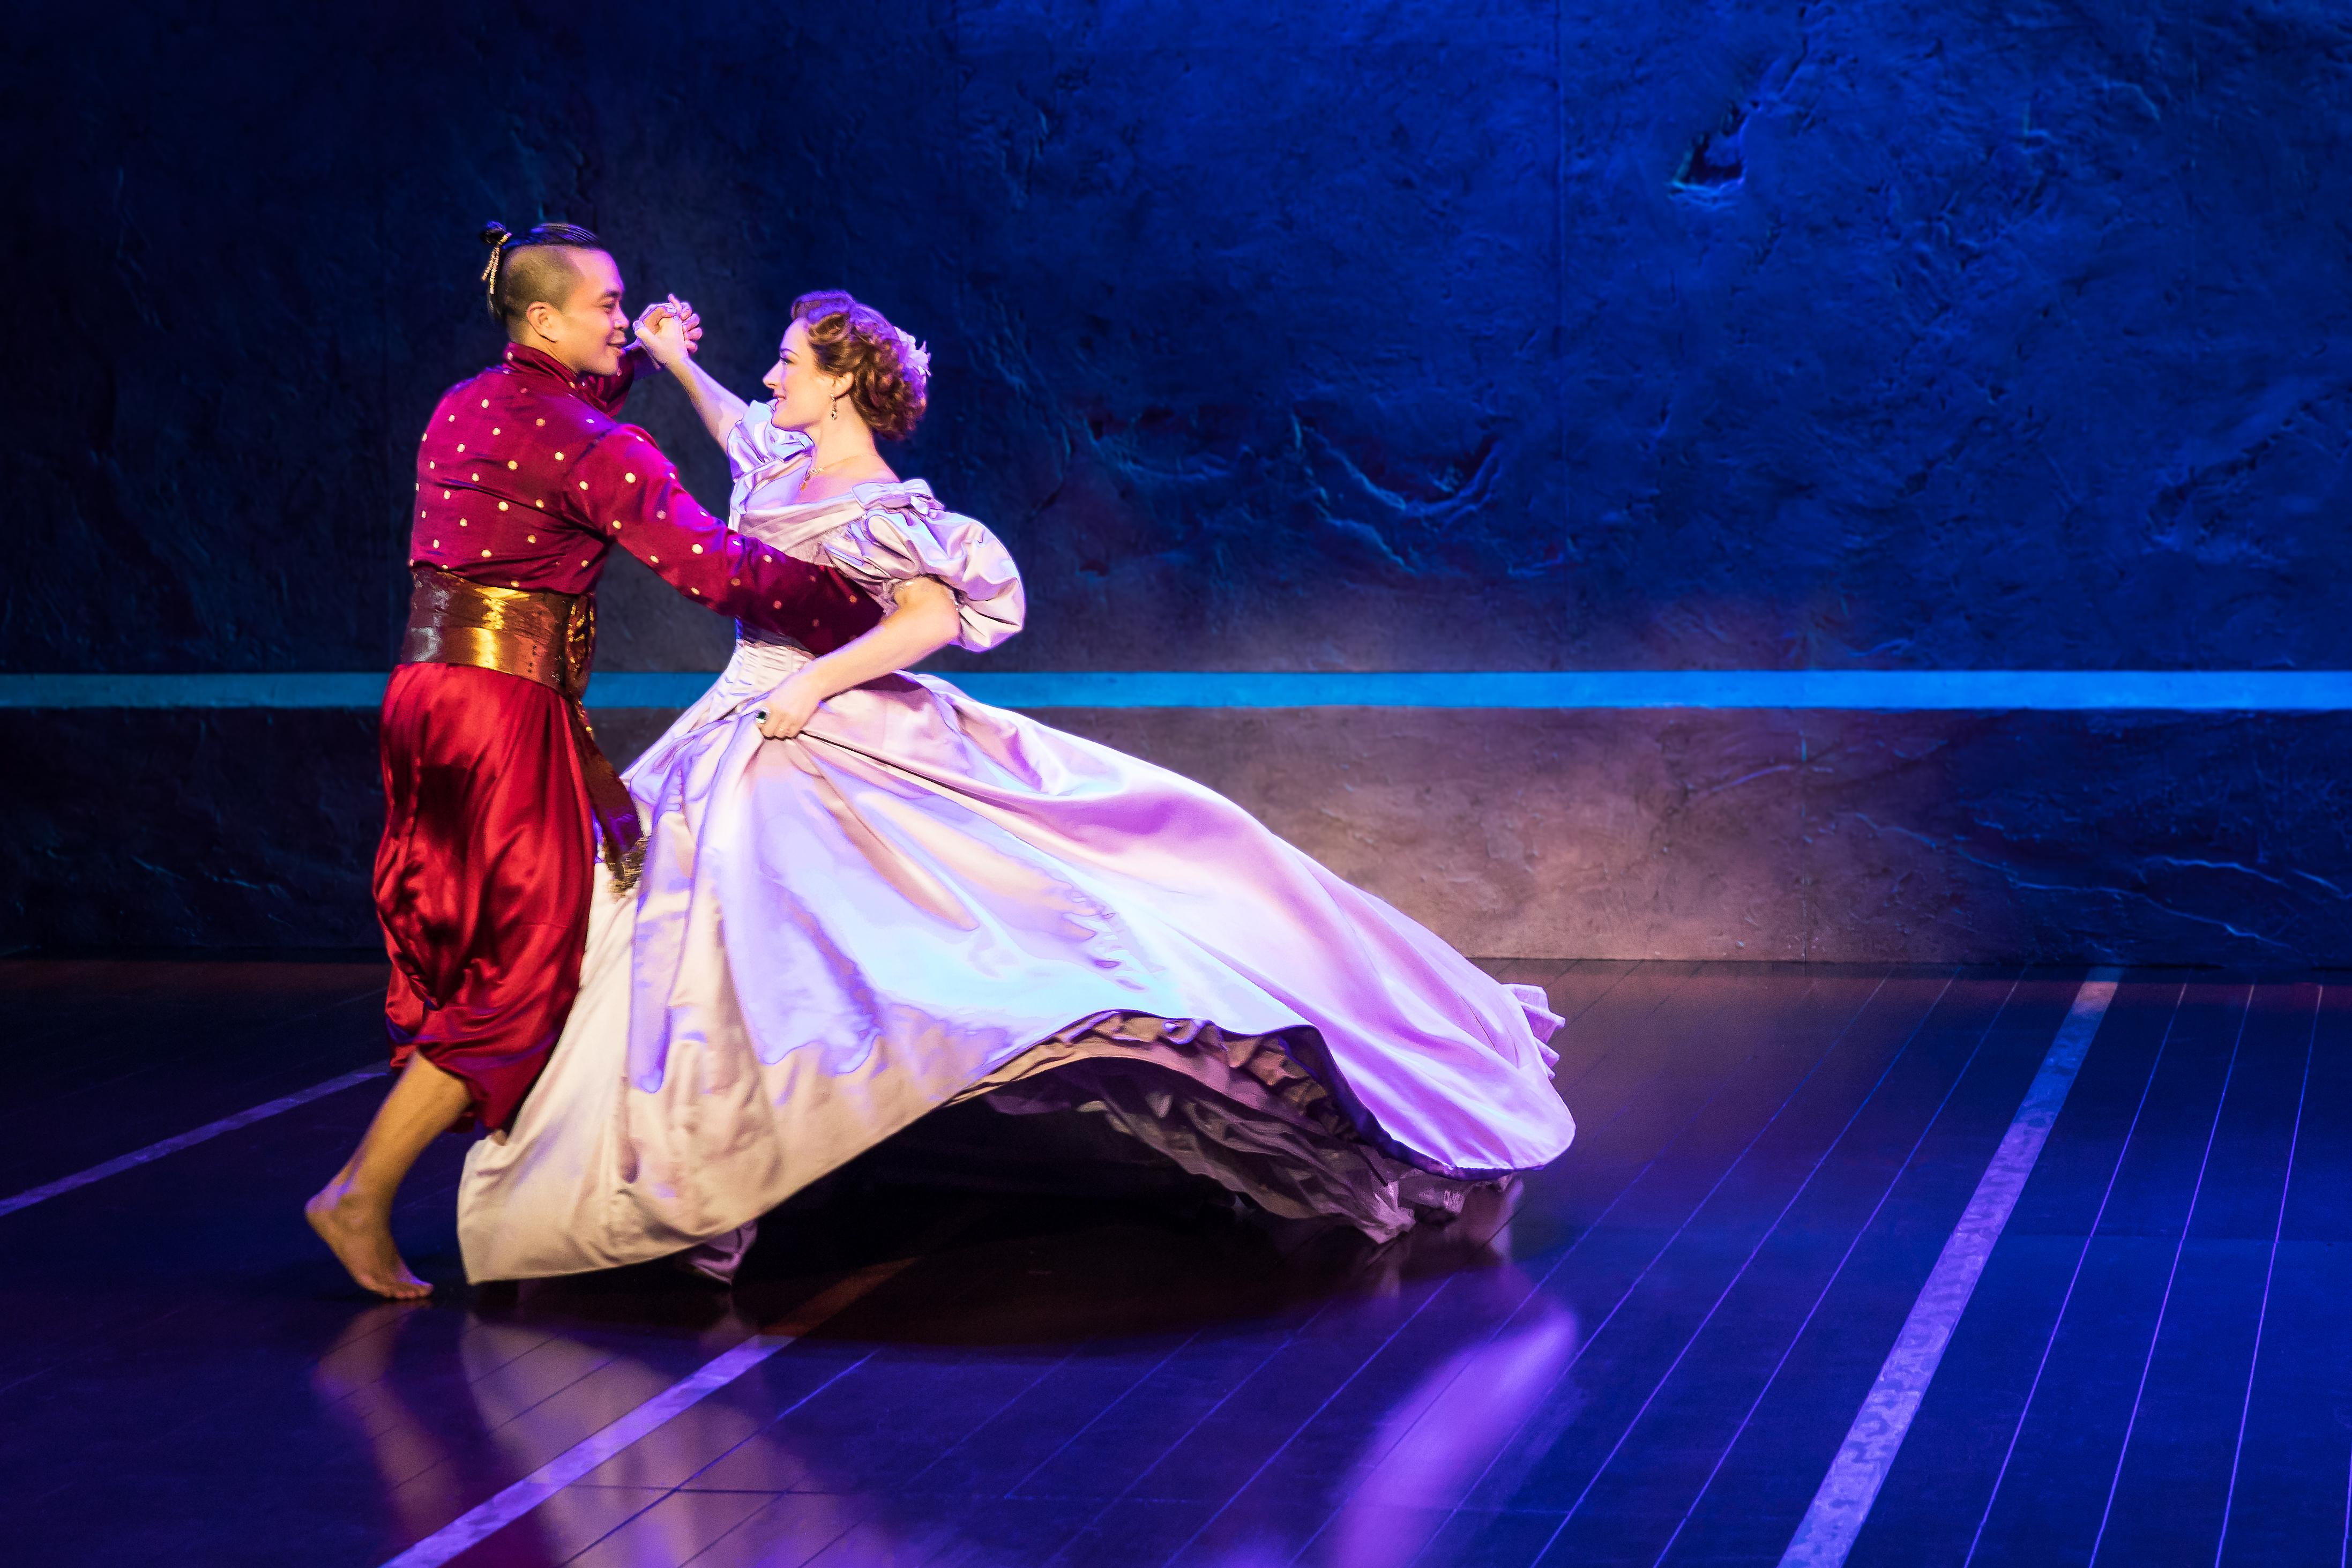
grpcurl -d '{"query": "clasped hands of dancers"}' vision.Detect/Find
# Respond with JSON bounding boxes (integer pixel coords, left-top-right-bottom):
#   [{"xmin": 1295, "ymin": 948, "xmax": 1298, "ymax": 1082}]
[{"xmin": 308, "ymin": 220, "xmax": 1577, "ymax": 1301}]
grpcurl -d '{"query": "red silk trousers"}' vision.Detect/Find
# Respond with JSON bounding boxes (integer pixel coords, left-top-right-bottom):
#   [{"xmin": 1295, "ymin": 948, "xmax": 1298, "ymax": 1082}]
[{"xmin": 374, "ymin": 662, "xmax": 594, "ymax": 1131}]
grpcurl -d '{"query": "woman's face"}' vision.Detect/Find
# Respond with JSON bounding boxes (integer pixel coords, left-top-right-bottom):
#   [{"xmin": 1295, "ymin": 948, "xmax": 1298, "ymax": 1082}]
[{"xmin": 764, "ymin": 318, "xmax": 847, "ymax": 433}]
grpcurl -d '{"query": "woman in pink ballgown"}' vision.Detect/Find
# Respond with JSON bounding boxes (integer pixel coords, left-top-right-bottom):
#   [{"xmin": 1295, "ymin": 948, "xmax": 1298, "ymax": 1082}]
[{"xmin": 457, "ymin": 292, "xmax": 1574, "ymax": 1283}]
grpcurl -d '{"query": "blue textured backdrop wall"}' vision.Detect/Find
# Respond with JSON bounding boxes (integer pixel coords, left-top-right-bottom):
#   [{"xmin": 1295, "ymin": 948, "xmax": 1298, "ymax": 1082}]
[
  {"xmin": 6, "ymin": 1, "xmax": 2350, "ymax": 960},
  {"xmin": 8, "ymin": 0, "xmax": 2347, "ymax": 677}
]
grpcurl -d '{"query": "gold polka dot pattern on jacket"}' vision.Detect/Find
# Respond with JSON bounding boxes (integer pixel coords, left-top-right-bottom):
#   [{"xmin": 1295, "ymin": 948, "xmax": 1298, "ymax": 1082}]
[{"xmin": 400, "ymin": 341, "xmax": 876, "ymax": 651}]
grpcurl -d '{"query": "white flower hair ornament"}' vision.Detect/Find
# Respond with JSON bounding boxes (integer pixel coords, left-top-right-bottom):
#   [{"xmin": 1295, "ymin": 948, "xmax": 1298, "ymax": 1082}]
[{"xmin": 894, "ymin": 328, "xmax": 932, "ymax": 384}]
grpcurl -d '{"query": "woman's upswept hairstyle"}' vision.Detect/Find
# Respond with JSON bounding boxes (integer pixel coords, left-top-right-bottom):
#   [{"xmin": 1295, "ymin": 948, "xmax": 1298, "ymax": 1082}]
[
  {"xmin": 792, "ymin": 290, "xmax": 929, "ymax": 440},
  {"xmin": 480, "ymin": 221, "xmax": 604, "ymax": 328}
]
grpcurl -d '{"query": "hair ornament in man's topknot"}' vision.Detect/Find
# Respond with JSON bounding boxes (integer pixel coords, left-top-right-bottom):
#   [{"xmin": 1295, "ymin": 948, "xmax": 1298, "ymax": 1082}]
[{"xmin": 479, "ymin": 222, "xmax": 516, "ymax": 318}]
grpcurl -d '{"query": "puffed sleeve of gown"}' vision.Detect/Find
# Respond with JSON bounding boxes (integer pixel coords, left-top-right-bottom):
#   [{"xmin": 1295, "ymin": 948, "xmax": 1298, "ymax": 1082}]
[
  {"xmin": 723, "ymin": 401, "xmax": 815, "ymax": 516},
  {"xmin": 812, "ymin": 494, "xmax": 1026, "ymax": 653}
]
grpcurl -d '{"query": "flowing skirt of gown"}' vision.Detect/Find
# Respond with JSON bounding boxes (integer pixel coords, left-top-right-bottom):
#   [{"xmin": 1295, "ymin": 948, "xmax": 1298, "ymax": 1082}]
[{"xmin": 457, "ymin": 634, "xmax": 1577, "ymax": 1281}]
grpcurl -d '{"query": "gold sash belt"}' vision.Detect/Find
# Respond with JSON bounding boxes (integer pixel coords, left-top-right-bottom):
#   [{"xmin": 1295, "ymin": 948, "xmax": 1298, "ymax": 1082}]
[{"xmin": 398, "ymin": 566, "xmax": 644, "ymax": 892}]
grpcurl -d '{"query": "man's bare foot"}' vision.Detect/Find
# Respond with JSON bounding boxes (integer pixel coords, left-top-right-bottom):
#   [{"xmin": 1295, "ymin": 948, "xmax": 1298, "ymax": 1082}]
[{"xmin": 306, "ymin": 1183, "xmax": 432, "ymax": 1300}]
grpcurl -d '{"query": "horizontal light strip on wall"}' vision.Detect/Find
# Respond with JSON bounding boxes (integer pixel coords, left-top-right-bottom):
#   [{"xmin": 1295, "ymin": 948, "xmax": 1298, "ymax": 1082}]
[{"xmin": 1, "ymin": 670, "xmax": 2348, "ymax": 711}]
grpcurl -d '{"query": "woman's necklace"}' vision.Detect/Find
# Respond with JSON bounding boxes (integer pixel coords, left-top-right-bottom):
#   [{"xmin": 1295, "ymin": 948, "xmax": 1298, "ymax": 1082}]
[{"xmin": 804, "ymin": 450, "xmax": 865, "ymax": 477}]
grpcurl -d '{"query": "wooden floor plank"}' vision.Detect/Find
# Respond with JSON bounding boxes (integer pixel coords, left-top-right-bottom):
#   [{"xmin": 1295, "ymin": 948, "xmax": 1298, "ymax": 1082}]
[
  {"xmin": 1851, "ymin": 979, "xmax": 2185, "ymax": 1566},
  {"xmin": 2219, "ymin": 983, "xmax": 2352, "ymax": 1567},
  {"xmin": 2095, "ymin": 983, "xmax": 2313, "ymax": 1565},
  {"xmin": 1506, "ymin": 973, "xmax": 1947, "ymax": 1562},
  {"xmin": 1550, "ymin": 958, "xmax": 1640, "ymax": 1020},
  {"xmin": 1657, "ymin": 973, "xmax": 2067, "ymax": 1565}
]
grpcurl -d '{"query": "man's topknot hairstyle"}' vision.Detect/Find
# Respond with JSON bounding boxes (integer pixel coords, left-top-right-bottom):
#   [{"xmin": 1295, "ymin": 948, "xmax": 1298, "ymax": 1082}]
[
  {"xmin": 791, "ymin": 290, "xmax": 929, "ymax": 441},
  {"xmin": 480, "ymin": 221, "xmax": 606, "ymax": 331}
]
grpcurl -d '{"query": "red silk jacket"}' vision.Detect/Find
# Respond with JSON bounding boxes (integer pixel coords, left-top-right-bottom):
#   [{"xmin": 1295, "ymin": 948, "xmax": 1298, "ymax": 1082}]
[{"xmin": 408, "ymin": 343, "xmax": 880, "ymax": 652}]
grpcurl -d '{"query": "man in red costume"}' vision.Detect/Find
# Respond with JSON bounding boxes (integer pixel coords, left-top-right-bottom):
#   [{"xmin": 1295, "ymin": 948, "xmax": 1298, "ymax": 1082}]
[{"xmin": 307, "ymin": 222, "xmax": 880, "ymax": 1297}]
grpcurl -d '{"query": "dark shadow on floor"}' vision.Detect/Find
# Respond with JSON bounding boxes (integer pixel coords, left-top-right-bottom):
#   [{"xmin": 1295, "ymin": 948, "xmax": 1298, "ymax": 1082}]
[{"xmin": 466, "ymin": 1100, "xmax": 1521, "ymax": 1349}]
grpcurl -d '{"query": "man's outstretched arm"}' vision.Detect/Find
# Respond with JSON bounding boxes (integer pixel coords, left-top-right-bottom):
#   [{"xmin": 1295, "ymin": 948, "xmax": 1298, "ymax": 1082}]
[{"xmin": 568, "ymin": 424, "xmax": 882, "ymax": 654}]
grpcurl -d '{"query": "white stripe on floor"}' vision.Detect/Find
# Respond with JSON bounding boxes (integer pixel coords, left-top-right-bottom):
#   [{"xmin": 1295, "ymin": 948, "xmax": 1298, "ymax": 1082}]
[
  {"xmin": 376, "ymin": 1335, "xmax": 834, "ymax": 1568},
  {"xmin": 1777, "ymin": 969, "xmax": 2123, "ymax": 1568},
  {"xmin": 375, "ymin": 1244, "xmax": 950, "ymax": 1566},
  {"xmin": 0, "ymin": 1067, "xmax": 385, "ymax": 1219}
]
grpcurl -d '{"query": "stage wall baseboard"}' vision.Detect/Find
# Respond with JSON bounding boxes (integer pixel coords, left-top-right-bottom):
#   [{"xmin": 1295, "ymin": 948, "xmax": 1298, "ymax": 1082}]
[{"xmin": 6, "ymin": 704, "xmax": 2346, "ymax": 966}]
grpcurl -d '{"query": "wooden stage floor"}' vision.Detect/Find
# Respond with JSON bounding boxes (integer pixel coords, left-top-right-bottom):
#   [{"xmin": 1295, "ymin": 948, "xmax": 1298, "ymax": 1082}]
[{"xmin": 2, "ymin": 957, "xmax": 2345, "ymax": 1566}]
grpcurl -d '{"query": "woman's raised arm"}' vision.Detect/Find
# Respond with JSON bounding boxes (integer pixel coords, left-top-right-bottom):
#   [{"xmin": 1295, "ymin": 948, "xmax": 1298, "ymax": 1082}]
[{"xmin": 637, "ymin": 305, "xmax": 748, "ymax": 447}]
